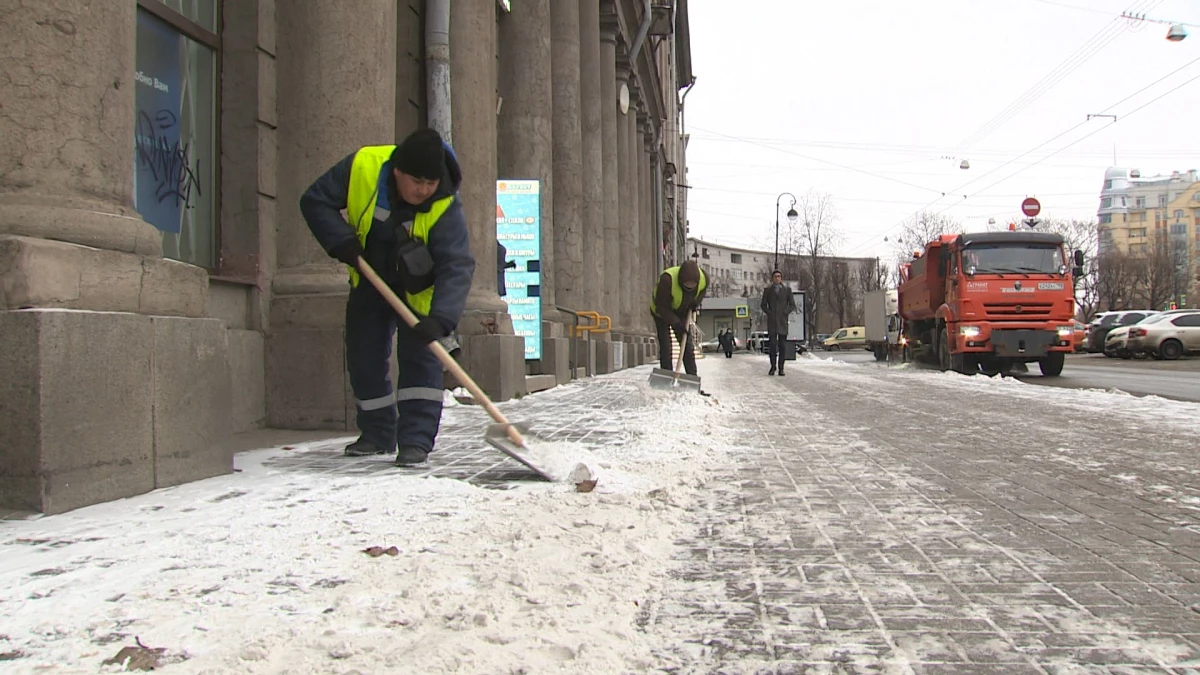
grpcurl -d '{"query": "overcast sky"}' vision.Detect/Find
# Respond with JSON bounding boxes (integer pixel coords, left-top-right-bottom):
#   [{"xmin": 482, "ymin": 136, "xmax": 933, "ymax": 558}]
[{"xmin": 683, "ymin": 0, "xmax": 1200, "ymax": 260}]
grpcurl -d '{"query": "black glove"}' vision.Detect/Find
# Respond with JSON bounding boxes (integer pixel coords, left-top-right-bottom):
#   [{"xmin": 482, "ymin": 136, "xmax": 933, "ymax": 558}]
[
  {"xmin": 412, "ymin": 318, "xmax": 446, "ymax": 345},
  {"xmin": 330, "ymin": 238, "xmax": 365, "ymax": 266}
]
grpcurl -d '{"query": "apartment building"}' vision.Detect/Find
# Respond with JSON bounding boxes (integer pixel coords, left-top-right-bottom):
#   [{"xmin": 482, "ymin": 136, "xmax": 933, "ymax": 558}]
[{"xmin": 1097, "ymin": 167, "xmax": 1200, "ymax": 305}]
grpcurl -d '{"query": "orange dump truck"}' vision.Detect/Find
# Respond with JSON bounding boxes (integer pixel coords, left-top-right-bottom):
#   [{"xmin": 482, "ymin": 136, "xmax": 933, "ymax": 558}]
[{"xmin": 897, "ymin": 231, "xmax": 1083, "ymax": 376}]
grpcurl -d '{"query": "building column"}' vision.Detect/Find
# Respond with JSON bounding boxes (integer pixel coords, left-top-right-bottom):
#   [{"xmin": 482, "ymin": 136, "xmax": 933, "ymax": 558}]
[
  {"xmin": 499, "ymin": 0, "xmax": 554, "ymax": 321},
  {"xmin": 551, "ymin": 0, "xmax": 584, "ymax": 316},
  {"xmin": 638, "ymin": 115, "xmax": 654, "ymax": 335},
  {"xmin": 498, "ymin": 0, "xmax": 562, "ymax": 382},
  {"xmin": 578, "ymin": 0, "xmax": 605, "ymax": 316},
  {"xmin": 622, "ymin": 86, "xmax": 642, "ymax": 335},
  {"xmin": 615, "ymin": 65, "xmax": 633, "ymax": 332},
  {"xmin": 599, "ymin": 23, "xmax": 621, "ymax": 327},
  {"xmin": 0, "ymin": 2, "xmax": 227, "ymax": 514},
  {"xmin": 269, "ymin": 1, "xmax": 397, "ymax": 431},
  {"xmin": 453, "ymin": 0, "xmax": 525, "ymax": 399}
]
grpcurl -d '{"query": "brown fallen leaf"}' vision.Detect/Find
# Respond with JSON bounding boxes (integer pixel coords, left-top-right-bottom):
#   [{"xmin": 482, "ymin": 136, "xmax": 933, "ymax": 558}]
[
  {"xmin": 363, "ymin": 546, "xmax": 400, "ymax": 557},
  {"xmin": 575, "ymin": 479, "xmax": 598, "ymax": 493},
  {"xmin": 101, "ymin": 637, "xmax": 165, "ymax": 671}
]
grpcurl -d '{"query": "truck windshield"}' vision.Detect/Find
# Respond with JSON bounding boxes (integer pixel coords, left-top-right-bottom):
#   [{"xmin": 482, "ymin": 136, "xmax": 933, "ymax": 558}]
[{"xmin": 962, "ymin": 244, "xmax": 1063, "ymax": 275}]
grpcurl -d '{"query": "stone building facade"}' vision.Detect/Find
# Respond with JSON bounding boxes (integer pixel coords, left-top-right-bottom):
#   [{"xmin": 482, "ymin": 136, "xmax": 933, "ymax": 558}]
[{"xmin": 0, "ymin": 0, "xmax": 695, "ymax": 514}]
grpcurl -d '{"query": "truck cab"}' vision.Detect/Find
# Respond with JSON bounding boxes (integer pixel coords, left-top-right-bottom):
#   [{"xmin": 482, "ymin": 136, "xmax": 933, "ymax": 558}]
[{"xmin": 898, "ymin": 231, "xmax": 1083, "ymax": 376}]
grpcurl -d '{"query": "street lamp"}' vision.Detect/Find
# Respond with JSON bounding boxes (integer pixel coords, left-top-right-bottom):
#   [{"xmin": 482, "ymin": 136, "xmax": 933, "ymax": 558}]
[{"xmin": 775, "ymin": 192, "xmax": 798, "ymax": 272}]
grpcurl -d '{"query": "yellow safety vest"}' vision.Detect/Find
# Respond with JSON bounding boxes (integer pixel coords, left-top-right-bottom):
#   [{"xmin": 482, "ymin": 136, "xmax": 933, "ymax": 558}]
[
  {"xmin": 650, "ymin": 265, "xmax": 708, "ymax": 316},
  {"xmin": 344, "ymin": 145, "xmax": 454, "ymax": 316}
]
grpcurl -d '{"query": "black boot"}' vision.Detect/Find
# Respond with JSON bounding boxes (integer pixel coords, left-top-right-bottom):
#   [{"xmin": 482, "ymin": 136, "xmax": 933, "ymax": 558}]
[
  {"xmin": 344, "ymin": 439, "xmax": 391, "ymax": 457},
  {"xmin": 768, "ymin": 366, "xmax": 776, "ymax": 376},
  {"xmin": 395, "ymin": 446, "xmax": 429, "ymax": 466}
]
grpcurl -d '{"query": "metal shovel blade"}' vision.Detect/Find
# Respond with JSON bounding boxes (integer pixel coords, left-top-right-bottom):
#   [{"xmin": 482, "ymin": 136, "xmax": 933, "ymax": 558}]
[
  {"xmin": 647, "ymin": 367, "xmax": 703, "ymax": 393},
  {"xmin": 484, "ymin": 422, "xmax": 555, "ymax": 481}
]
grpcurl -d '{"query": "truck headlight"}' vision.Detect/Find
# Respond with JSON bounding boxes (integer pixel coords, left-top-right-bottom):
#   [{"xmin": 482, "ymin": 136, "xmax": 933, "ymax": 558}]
[
  {"xmin": 1057, "ymin": 325, "xmax": 1074, "ymax": 337},
  {"xmin": 960, "ymin": 325, "xmax": 981, "ymax": 338}
]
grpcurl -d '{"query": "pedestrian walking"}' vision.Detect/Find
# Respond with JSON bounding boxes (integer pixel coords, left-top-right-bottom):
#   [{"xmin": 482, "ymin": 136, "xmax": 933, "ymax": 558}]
[
  {"xmin": 759, "ymin": 270, "xmax": 797, "ymax": 376},
  {"xmin": 720, "ymin": 329, "xmax": 734, "ymax": 358},
  {"xmin": 299, "ymin": 128, "xmax": 475, "ymax": 466},
  {"xmin": 649, "ymin": 260, "xmax": 708, "ymax": 377}
]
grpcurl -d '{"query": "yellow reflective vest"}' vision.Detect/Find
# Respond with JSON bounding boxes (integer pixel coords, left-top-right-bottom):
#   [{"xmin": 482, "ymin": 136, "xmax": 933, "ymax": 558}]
[
  {"xmin": 344, "ymin": 145, "xmax": 454, "ymax": 316},
  {"xmin": 650, "ymin": 265, "xmax": 708, "ymax": 316}
]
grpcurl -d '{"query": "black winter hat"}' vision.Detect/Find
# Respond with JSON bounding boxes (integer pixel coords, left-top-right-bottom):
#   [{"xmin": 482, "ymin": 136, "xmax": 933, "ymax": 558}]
[
  {"xmin": 392, "ymin": 129, "xmax": 446, "ymax": 180},
  {"xmin": 679, "ymin": 260, "xmax": 702, "ymax": 287}
]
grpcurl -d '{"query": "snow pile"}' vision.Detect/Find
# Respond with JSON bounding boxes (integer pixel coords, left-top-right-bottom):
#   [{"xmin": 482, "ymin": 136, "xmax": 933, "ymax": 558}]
[{"xmin": 0, "ymin": 376, "xmax": 736, "ymax": 674}]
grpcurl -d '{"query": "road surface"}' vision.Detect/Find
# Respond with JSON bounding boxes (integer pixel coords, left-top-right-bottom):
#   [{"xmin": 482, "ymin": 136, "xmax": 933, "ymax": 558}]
[{"xmin": 814, "ymin": 349, "xmax": 1200, "ymax": 402}]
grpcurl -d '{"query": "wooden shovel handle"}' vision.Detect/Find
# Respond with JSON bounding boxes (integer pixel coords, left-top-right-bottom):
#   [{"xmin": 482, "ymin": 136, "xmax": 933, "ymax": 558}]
[{"xmin": 354, "ymin": 257, "xmax": 524, "ymax": 446}]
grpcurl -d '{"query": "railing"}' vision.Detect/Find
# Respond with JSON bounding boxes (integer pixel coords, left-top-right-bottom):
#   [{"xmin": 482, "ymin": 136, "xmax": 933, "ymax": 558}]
[{"xmin": 555, "ymin": 307, "xmax": 612, "ymax": 379}]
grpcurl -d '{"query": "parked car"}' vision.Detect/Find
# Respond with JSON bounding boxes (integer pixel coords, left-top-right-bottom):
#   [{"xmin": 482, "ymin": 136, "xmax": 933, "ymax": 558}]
[
  {"xmin": 1072, "ymin": 321, "xmax": 1086, "ymax": 352},
  {"xmin": 823, "ymin": 326, "xmax": 867, "ymax": 351},
  {"xmin": 1087, "ymin": 310, "xmax": 1157, "ymax": 353},
  {"xmin": 1104, "ymin": 325, "xmax": 1134, "ymax": 359},
  {"xmin": 1125, "ymin": 310, "xmax": 1200, "ymax": 360},
  {"xmin": 810, "ymin": 333, "xmax": 832, "ymax": 350}
]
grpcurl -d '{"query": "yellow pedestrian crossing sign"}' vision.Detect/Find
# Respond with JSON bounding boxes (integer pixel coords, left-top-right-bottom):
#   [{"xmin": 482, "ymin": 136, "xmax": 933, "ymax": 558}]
[{"xmin": 735, "ymin": 305, "xmax": 749, "ymax": 318}]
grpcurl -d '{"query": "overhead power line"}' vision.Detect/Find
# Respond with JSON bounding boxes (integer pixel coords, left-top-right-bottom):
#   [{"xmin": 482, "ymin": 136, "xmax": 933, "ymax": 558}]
[
  {"xmin": 950, "ymin": 0, "xmax": 1160, "ymax": 154},
  {"xmin": 937, "ymin": 67, "xmax": 1200, "ymax": 213},
  {"xmin": 839, "ymin": 53, "xmax": 1200, "ymax": 258}
]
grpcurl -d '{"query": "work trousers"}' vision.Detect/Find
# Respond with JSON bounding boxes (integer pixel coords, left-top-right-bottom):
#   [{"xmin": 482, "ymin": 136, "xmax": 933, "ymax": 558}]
[
  {"xmin": 653, "ymin": 314, "xmax": 697, "ymax": 376},
  {"xmin": 767, "ymin": 332, "xmax": 789, "ymax": 371},
  {"xmin": 345, "ymin": 283, "xmax": 444, "ymax": 453}
]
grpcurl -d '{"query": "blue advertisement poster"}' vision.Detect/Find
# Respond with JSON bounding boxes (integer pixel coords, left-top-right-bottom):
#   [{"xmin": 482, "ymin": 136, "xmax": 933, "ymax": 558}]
[
  {"xmin": 496, "ymin": 180, "xmax": 542, "ymax": 360},
  {"xmin": 133, "ymin": 10, "xmax": 187, "ymax": 234}
]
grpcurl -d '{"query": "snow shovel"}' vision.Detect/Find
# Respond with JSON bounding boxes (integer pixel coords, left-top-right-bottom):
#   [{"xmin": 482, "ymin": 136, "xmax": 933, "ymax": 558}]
[
  {"xmin": 354, "ymin": 257, "xmax": 556, "ymax": 481},
  {"xmin": 648, "ymin": 311, "xmax": 703, "ymax": 393}
]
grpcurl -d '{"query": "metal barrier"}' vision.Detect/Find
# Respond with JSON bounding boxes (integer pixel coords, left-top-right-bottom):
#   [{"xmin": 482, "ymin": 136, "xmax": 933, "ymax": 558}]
[{"xmin": 555, "ymin": 307, "xmax": 611, "ymax": 379}]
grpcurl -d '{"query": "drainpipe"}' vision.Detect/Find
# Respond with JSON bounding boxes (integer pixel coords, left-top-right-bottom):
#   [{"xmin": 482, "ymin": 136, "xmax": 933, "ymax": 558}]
[
  {"xmin": 677, "ymin": 77, "xmax": 696, "ymax": 264},
  {"xmin": 653, "ymin": 150, "xmax": 664, "ymax": 272},
  {"xmin": 629, "ymin": 0, "xmax": 653, "ymax": 66},
  {"xmin": 425, "ymin": 0, "xmax": 452, "ymax": 143}
]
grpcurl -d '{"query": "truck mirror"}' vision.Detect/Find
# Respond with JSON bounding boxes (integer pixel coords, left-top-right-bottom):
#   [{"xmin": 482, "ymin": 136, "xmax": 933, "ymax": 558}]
[
  {"xmin": 1073, "ymin": 249, "xmax": 1084, "ymax": 266},
  {"xmin": 1073, "ymin": 265, "xmax": 1084, "ymax": 278}
]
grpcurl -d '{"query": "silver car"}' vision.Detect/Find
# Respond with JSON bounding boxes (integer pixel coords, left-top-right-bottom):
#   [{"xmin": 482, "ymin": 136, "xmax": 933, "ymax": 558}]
[{"xmin": 1125, "ymin": 310, "xmax": 1200, "ymax": 360}]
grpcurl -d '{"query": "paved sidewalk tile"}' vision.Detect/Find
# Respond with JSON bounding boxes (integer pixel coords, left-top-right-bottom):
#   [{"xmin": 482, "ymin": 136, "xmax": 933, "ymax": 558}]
[
  {"xmin": 640, "ymin": 354, "xmax": 1200, "ymax": 674},
  {"xmin": 262, "ymin": 378, "xmax": 639, "ymax": 487}
]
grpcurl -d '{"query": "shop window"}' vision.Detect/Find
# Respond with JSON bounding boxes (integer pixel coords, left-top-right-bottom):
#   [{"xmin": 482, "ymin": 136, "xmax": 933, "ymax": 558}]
[{"xmin": 133, "ymin": 1, "xmax": 219, "ymax": 269}]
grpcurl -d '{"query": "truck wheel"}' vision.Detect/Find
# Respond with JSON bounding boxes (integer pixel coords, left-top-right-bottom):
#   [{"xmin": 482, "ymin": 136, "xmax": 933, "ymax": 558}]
[
  {"xmin": 873, "ymin": 345, "xmax": 886, "ymax": 361},
  {"xmin": 1159, "ymin": 339, "xmax": 1184, "ymax": 361},
  {"xmin": 938, "ymin": 327, "xmax": 951, "ymax": 371},
  {"xmin": 1039, "ymin": 352, "xmax": 1065, "ymax": 377},
  {"xmin": 939, "ymin": 326, "xmax": 974, "ymax": 374}
]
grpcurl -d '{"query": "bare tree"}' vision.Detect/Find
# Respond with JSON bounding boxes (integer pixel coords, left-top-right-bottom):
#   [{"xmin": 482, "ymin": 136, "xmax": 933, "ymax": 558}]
[
  {"xmin": 1095, "ymin": 250, "xmax": 1140, "ymax": 312},
  {"xmin": 826, "ymin": 260, "xmax": 854, "ymax": 327},
  {"xmin": 890, "ymin": 211, "xmax": 965, "ymax": 263},
  {"xmin": 1030, "ymin": 218, "xmax": 1100, "ymax": 320},
  {"xmin": 1142, "ymin": 230, "xmax": 1186, "ymax": 310},
  {"xmin": 789, "ymin": 190, "xmax": 839, "ymax": 337},
  {"xmin": 855, "ymin": 257, "xmax": 889, "ymax": 293}
]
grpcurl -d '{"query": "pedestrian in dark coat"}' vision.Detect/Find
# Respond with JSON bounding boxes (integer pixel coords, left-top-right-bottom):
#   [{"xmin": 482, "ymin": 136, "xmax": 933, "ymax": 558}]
[
  {"xmin": 759, "ymin": 270, "xmax": 797, "ymax": 376},
  {"xmin": 720, "ymin": 329, "xmax": 734, "ymax": 358}
]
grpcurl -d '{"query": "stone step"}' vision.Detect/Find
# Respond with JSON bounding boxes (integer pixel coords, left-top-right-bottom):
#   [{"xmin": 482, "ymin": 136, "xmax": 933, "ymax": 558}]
[{"xmin": 525, "ymin": 374, "xmax": 557, "ymax": 393}]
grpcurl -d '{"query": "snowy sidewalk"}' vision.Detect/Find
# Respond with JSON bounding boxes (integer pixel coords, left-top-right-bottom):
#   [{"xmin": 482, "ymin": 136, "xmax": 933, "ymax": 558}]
[
  {"xmin": 0, "ymin": 369, "xmax": 739, "ymax": 674},
  {"xmin": 644, "ymin": 353, "xmax": 1200, "ymax": 673},
  {"xmin": 3, "ymin": 354, "xmax": 1200, "ymax": 673}
]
